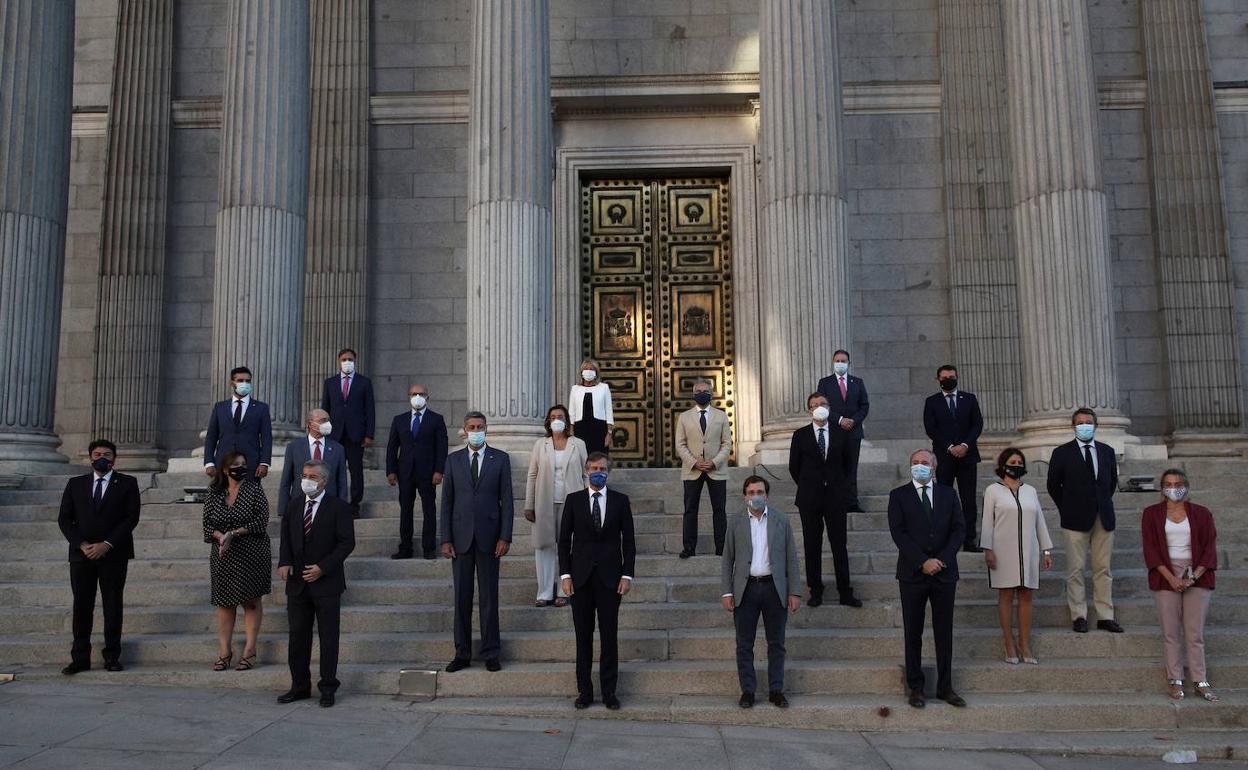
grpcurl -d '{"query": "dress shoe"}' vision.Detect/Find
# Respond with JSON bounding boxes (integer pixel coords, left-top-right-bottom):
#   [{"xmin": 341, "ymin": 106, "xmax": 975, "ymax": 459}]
[
  {"xmin": 61, "ymin": 662, "xmax": 89, "ymax": 676},
  {"xmin": 962, "ymin": 543, "xmax": 983, "ymax": 553},
  {"xmin": 319, "ymin": 693, "xmax": 335, "ymax": 708},
  {"xmin": 937, "ymin": 690, "xmax": 967, "ymax": 708},
  {"xmin": 838, "ymin": 593, "xmax": 863, "ymax": 608},
  {"xmin": 1072, "ymin": 617, "xmax": 1089, "ymax": 633},
  {"xmin": 908, "ymin": 690, "xmax": 925, "ymax": 708},
  {"xmin": 574, "ymin": 693, "xmax": 593, "ymax": 709},
  {"xmin": 806, "ymin": 594, "xmax": 823, "ymax": 608},
  {"xmin": 1097, "ymin": 619, "xmax": 1124, "ymax": 633},
  {"xmin": 603, "ymin": 694, "xmax": 621, "ymax": 710},
  {"xmin": 445, "ymin": 658, "xmax": 471, "ymax": 673},
  {"xmin": 390, "ymin": 550, "xmax": 414, "ymax": 560},
  {"xmin": 678, "ymin": 549, "xmax": 694, "ymax": 559},
  {"xmin": 277, "ymin": 689, "xmax": 312, "ymax": 704},
  {"xmin": 422, "ymin": 550, "xmax": 437, "ymax": 561},
  {"xmin": 485, "ymin": 658, "xmax": 502, "ymax": 672},
  {"xmin": 103, "ymin": 660, "xmax": 124, "ymax": 672},
  {"xmin": 738, "ymin": 692, "xmax": 755, "ymax": 709},
  {"xmin": 768, "ymin": 691, "xmax": 789, "ymax": 708}
]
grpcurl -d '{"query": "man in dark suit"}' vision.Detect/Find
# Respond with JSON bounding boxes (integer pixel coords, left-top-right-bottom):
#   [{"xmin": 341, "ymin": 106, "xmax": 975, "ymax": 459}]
[
  {"xmin": 922, "ymin": 364, "xmax": 984, "ymax": 551},
  {"xmin": 888, "ymin": 449, "xmax": 966, "ymax": 709},
  {"xmin": 277, "ymin": 459, "xmax": 356, "ymax": 708},
  {"xmin": 277, "ymin": 408, "xmax": 348, "ymax": 516},
  {"xmin": 559, "ymin": 452, "xmax": 635, "ymax": 710},
  {"xmin": 203, "ymin": 366, "xmax": 273, "ymax": 480},
  {"xmin": 57, "ymin": 439, "xmax": 141, "ymax": 674},
  {"xmin": 320, "ymin": 348, "xmax": 375, "ymax": 516},
  {"xmin": 386, "ymin": 383, "xmax": 448, "ymax": 559},
  {"xmin": 788, "ymin": 393, "xmax": 860, "ymax": 608},
  {"xmin": 816, "ymin": 349, "xmax": 870, "ymax": 512},
  {"xmin": 1047, "ymin": 407, "xmax": 1122, "ymax": 634},
  {"xmin": 441, "ymin": 411, "xmax": 514, "ymax": 672}
]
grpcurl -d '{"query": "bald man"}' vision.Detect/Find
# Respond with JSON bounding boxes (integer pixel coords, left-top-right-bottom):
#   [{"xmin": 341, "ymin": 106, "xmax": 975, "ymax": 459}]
[
  {"xmin": 386, "ymin": 384, "xmax": 449, "ymax": 559},
  {"xmin": 278, "ymin": 409, "xmax": 349, "ymax": 515}
]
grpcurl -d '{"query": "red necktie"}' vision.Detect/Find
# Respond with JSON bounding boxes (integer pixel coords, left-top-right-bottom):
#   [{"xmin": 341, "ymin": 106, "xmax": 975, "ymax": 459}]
[
  {"xmin": 839, "ymin": 376, "xmax": 847, "ymax": 400},
  {"xmin": 313, "ymin": 440, "xmax": 322, "ymax": 460},
  {"xmin": 341, "ymin": 375, "xmax": 350, "ymax": 401},
  {"xmin": 303, "ymin": 500, "xmax": 315, "ymax": 537}
]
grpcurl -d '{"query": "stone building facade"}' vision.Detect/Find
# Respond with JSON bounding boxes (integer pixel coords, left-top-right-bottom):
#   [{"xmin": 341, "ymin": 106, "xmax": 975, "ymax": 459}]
[{"xmin": 2, "ymin": 0, "xmax": 1246, "ymax": 472}]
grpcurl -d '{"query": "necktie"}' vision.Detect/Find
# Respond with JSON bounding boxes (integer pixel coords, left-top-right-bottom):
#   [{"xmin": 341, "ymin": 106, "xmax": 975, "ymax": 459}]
[
  {"xmin": 1083, "ymin": 443, "xmax": 1096, "ymax": 480},
  {"xmin": 947, "ymin": 394, "xmax": 956, "ymax": 418},
  {"xmin": 313, "ymin": 440, "xmax": 322, "ymax": 460},
  {"xmin": 920, "ymin": 485, "xmax": 932, "ymax": 521},
  {"xmin": 839, "ymin": 376, "xmax": 847, "ymax": 400},
  {"xmin": 233, "ymin": 399, "xmax": 243, "ymax": 426},
  {"xmin": 93, "ymin": 477, "xmax": 105, "ymax": 508},
  {"xmin": 341, "ymin": 375, "xmax": 350, "ymax": 401},
  {"xmin": 817, "ymin": 427, "xmax": 826, "ymax": 460},
  {"xmin": 699, "ymin": 409, "xmax": 707, "ymax": 434},
  {"xmin": 592, "ymin": 492, "xmax": 602, "ymax": 533},
  {"xmin": 303, "ymin": 499, "xmax": 315, "ymax": 537},
  {"xmin": 471, "ymin": 451, "xmax": 479, "ymax": 485},
  {"xmin": 411, "ymin": 410, "xmax": 421, "ymax": 438}
]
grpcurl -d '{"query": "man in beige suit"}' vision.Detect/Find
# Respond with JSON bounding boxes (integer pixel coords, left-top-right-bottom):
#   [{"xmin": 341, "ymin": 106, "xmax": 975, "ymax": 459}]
[{"xmin": 675, "ymin": 378, "xmax": 732, "ymax": 557}]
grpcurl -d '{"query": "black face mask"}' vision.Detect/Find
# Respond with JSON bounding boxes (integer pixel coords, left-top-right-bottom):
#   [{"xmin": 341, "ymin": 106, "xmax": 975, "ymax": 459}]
[
  {"xmin": 693, "ymin": 392, "xmax": 712, "ymax": 406},
  {"xmin": 1003, "ymin": 465, "xmax": 1027, "ymax": 480},
  {"xmin": 227, "ymin": 466, "xmax": 248, "ymax": 480},
  {"xmin": 92, "ymin": 457, "xmax": 114, "ymax": 473},
  {"xmin": 940, "ymin": 377, "xmax": 958, "ymax": 392}
]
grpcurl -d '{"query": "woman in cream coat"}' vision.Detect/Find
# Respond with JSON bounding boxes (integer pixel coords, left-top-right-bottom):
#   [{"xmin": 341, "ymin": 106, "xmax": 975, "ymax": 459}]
[
  {"xmin": 524, "ymin": 405, "xmax": 588, "ymax": 607},
  {"xmin": 982, "ymin": 447, "xmax": 1054, "ymax": 665}
]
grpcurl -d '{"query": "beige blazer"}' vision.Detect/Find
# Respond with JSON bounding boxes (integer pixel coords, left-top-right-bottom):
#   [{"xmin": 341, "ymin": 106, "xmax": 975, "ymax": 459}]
[
  {"xmin": 675, "ymin": 405, "xmax": 732, "ymax": 481},
  {"xmin": 523, "ymin": 435, "xmax": 588, "ymax": 549}
]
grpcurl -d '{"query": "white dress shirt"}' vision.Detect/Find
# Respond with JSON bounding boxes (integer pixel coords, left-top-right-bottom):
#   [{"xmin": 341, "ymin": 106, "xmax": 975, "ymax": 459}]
[
  {"xmin": 748, "ymin": 508, "xmax": 772, "ymax": 577},
  {"xmin": 1077, "ymin": 439, "xmax": 1100, "ymax": 478},
  {"xmin": 561, "ymin": 483, "xmax": 632, "ymax": 582},
  {"xmin": 308, "ymin": 434, "xmax": 326, "ymax": 457}
]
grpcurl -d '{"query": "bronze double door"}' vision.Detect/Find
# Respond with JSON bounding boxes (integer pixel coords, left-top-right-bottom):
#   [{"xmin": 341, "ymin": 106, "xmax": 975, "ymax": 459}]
[{"xmin": 580, "ymin": 176, "xmax": 737, "ymax": 468}]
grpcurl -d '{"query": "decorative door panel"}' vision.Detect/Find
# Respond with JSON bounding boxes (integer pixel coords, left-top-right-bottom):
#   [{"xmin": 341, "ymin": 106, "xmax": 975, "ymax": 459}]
[{"xmin": 581, "ymin": 176, "xmax": 736, "ymax": 467}]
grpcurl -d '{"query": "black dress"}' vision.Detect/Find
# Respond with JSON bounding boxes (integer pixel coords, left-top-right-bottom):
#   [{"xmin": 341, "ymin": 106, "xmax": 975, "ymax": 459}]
[
  {"xmin": 575, "ymin": 391, "xmax": 609, "ymax": 454},
  {"xmin": 203, "ymin": 480, "xmax": 273, "ymax": 607}
]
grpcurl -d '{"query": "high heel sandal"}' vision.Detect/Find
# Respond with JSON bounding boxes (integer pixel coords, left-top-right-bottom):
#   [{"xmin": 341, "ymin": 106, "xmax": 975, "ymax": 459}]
[
  {"xmin": 1168, "ymin": 679, "xmax": 1185, "ymax": 700},
  {"xmin": 213, "ymin": 651, "xmax": 233, "ymax": 671},
  {"xmin": 235, "ymin": 653, "xmax": 257, "ymax": 671},
  {"xmin": 1195, "ymin": 682, "xmax": 1219, "ymax": 702}
]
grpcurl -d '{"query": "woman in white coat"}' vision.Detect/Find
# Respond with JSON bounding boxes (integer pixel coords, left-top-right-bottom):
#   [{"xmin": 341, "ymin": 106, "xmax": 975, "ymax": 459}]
[
  {"xmin": 568, "ymin": 358, "xmax": 613, "ymax": 454},
  {"xmin": 982, "ymin": 447, "xmax": 1054, "ymax": 665},
  {"xmin": 523, "ymin": 405, "xmax": 588, "ymax": 607}
]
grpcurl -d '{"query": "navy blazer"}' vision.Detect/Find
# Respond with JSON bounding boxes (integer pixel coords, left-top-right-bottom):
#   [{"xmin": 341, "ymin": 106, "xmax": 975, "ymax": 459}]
[
  {"xmin": 923, "ymin": 390, "xmax": 984, "ymax": 463},
  {"xmin": 385, "ymin": 409, "xmax": 449, "ymax": 480},
  {"xmin": 278, "ymin": 493, "xmax": 356, "ymax": 598},
  {"xmin": 439, "ymin": 445, "xmax": 515, "ymax": 553},
  {"xmin": 558, "ymin": 487, "xmax": 636, "ymax": 591},
  {"xmin": 887, "ymin": 481, "xmax": 964, "ymax": 584},
  {"xmin": 816, "ymin": 373, "xmax": 870, "ymax": 440},
  {"xmin": 1046, "ymin": 439, "xmax": 1118, "ymax": 533},
  {"xmin": 278, "ymin": 436, "xmax": 349, "ymax": 515},
  {"xmin": 58, "ymin": 472, "xmax": 142, "ymax": 563},
  {"xmin": 320, "ymin": 373, "xmax": 375, "ymax": 443},
  {"xmin": 788, "ymin": 423, "xmax": 846, "ymax": 511},
  {"xmin": 204, "ymin": 398, "xmax": 273, "ymax": 469}
]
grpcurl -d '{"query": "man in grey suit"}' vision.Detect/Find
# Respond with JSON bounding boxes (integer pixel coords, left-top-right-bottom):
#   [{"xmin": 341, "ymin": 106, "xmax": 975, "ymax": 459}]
[
  {"xmin": 278, "ymin": 409, "xmax": 349, "ymax": 516},
  {"xmin": 440, "ymin": 411, "xmax": 514, "ymax": 673},
  {"xmin": 721, "ymin": 475, "xmax": 801, "ymax": 709}
]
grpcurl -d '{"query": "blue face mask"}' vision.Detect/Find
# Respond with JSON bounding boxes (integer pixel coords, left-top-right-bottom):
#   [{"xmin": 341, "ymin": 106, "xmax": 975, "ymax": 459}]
[
  {"xmin": 1074, "ymin": 424, "xmax": 1095, "ymax": 442},
  {"xmin": 833, "ymin": 362, "xmax": 849, "ymax": 376},
  {"xmin": 233, "ymin": 381, "xmax": 252, "ymax": 397},
  {"xmin": 467, "ymin": 430, "xmax": 486, "ymax": 448},
  {"xmin": 693, "ymin": 392, "xmax": 712, "ymax": 407},
  {"xmin": 589, "ymin": 471, "xmax": 608, "ymax": 488},
  {"xmin": 910, "ymin": 464, "xmax": 933, "ymax": 483}
]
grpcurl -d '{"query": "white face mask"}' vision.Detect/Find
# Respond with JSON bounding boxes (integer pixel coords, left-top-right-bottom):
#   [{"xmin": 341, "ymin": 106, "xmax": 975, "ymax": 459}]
[
  {"xmin": 581, "ymin": 369, "xmax": 597, "ymax": 382},
  {"xmin": 1162, "ymin": 487, "xmax": 1188, "ymax": 503},
  {"xmin": 340, "ymin": 360, "xmax": 355, "ymax": 375},
  {"xmin": 550, "ymin": 419, "xmax": 567, "ymax": 434},
  {"xmin": 300, "ymin": 479, "xmax": 321, "ymax": 497},
  {"xmin": 467, "ymin": 430, "xmax": 487, "ymax": 448},
  {"xmin": 812, "ymin": 406, "xmax": 830, "ymax": 422},
  {"xmin": 316, "ymin": 421, "xmax": 332, "ymax": 437},
  {"xmin": 410, "ymin": 395, "xmax": 427, "ymax": 410},
  {"xmin": 833, "ymin": 362, "xmax": 849, "ymax": 376},
  {"xmin": 233, "ymin": 381, "xmax": 252, "ymax": 397}
]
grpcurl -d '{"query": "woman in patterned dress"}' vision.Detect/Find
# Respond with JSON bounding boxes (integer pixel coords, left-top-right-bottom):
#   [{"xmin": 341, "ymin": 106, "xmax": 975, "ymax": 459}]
[{"xmin": 203, "ymin": 451, "xmax": 272, "ymax": 670}]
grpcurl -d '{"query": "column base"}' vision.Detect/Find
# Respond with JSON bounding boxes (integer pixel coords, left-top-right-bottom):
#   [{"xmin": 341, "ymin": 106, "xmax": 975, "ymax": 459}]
[
  {"xmin": 109, "ymin": 444, "xmax": 166, "ymax": 472},
  {"xmin": 1167, "ymin": 431, "xmax": 1248, "ymax": 458},
  {"xmin": 977, "ymin": 432, "xmax": 1024, "ymax": 466},
  {"xmin": 749, "ymin": 420, "xmax": 889, "ymax": 466},
  {"xmin": 0, "ymin": 431, "xmax": 70, "ymax": 475},
  {"xmin": 1015, "ymin": 414, "xmax": 1166, "ymax": 462},
  {"xmin": 479, "ymin": 423, "xmax": 546, "ymax": 464}
]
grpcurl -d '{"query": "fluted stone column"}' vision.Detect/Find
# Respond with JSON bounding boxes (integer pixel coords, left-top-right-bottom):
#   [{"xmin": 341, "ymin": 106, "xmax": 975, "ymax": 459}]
[
  {"xmin": 0, "ymin": 0, "xmax": 74, "ymax": 472},
  {"xmin": 466, "ymin": 0, "xmax": 552, "ymax": 450},
  {"xmin": 210, "ymin": 0, "xmax": 310, "ymax": 436},
  {"xmin": 1003, "ymin": 0, "xmax": 1131, "ymax": 455},
  {"xmin": 302, "ymin": 0, "xmax": 370, "ymax": 411},
  {"xmin": 938, "ymin": 0, "xmax": 1023, "ymax": 443},
  {"xmin": 757, "ymin": 0, "xmax": 850, "ymax": 455},
  {"xmin": 1141, "ymin": 0, "xmax": 1246, "ymax": 455},
  {"xmin": 91, "ymin": 0, "xmax": 174, "ymax": 471}
]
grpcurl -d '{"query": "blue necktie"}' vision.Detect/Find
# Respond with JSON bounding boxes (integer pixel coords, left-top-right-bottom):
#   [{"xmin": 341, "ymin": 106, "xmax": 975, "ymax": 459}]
[
  {"xmin": 93, "ymin": 477, "xmax": 105, "ymax": 508},
  {"xmin": 411, "ymin": 410, "xmax": 421, "ymax": 438}
]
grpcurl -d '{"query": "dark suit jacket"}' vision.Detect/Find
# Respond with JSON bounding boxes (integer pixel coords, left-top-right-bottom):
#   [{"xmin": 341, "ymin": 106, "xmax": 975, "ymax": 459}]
[
  {"xmin": 385, "ymin": 409, "xmax": 449, "ymax": 480},
  {"xmin": 320, "ymin": 373, "xmax": 375, "ymax": 443},
  {"xmin": 204, "ymin": 398, "xmax": 273, "ymax": 469},
  {"xmin": 278, "ymin": 436, "xmax": 349, "ymax": 515},
  {"xmin": 1046, "ymin": 439, "xmax": 1118, "ymax": 532},
  {"xmin": 58, "ymin": 472, "xmax": 142, "ymax": 563},
  {"xmin": 440, "ymin": 446, "xmax": 515, "ymax": 552},
  {"xmin": 816, "ymin": 373, "xmax": 869, "ymax": 440},
  {"xmin": 887, "ymin": 482, "xmax": 964, "ymax": 584},
  {"xmin": 278, "ymin": 493, "xmax": 356, "ymax": 598},
  {"xmin": 788, "ymin": 423, "xmax": 846, "ymax": 510},
  {"xmin": 923, "ymin": 391, "xmax": 984, "ymax": 463},
  {"xmin": 558, "ymin": 487, "xmax": 636, "ymax": 591}
]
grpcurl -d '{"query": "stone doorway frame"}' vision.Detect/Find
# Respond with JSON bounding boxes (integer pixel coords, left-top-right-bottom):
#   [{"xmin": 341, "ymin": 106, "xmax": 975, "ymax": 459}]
[{"xmin": 553, "ymin": 145, "xmax": 763, "ymax": 462}]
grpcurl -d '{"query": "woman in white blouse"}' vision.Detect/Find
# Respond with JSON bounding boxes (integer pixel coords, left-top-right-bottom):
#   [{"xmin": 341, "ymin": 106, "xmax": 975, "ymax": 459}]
[
  {"xmin": 568, "ymin": 358, "xmax": 613, "ymax": 454},
  {"xmin": 523, "ymin": 405, "xmax": 587, "ymax": 607},
  {"xmin": 981, "ymin": 447, "xmax": 1054, "ymax": 665}
]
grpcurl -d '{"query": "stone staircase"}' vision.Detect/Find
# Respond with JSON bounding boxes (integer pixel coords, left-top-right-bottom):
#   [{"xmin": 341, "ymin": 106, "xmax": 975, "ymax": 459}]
[{"xmin": 2, "ymin": 457, "xmax": 1247, "ymax": 731}]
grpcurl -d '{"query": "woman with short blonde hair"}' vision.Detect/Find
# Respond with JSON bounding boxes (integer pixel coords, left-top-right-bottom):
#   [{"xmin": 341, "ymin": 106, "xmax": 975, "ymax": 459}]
[{"xmin": 568, "ymin": 358, "xmax": 614, "ymax": 454}]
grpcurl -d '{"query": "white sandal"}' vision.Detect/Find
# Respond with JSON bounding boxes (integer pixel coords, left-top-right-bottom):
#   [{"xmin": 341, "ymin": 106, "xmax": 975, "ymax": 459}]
[
  {"xmin": 1195, "ymin": 682, "xmax": 1219, "ymax": 702},
  {"xmin": 1168, "ymin": 679, "xmax": 1185, "ymax": 700}
]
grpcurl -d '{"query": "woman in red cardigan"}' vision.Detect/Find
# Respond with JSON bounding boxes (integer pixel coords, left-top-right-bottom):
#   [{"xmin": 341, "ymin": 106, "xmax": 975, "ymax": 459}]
[{"xmin": 1141, "ymin": 468, "xmax": 1218, "ymax": 702}]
